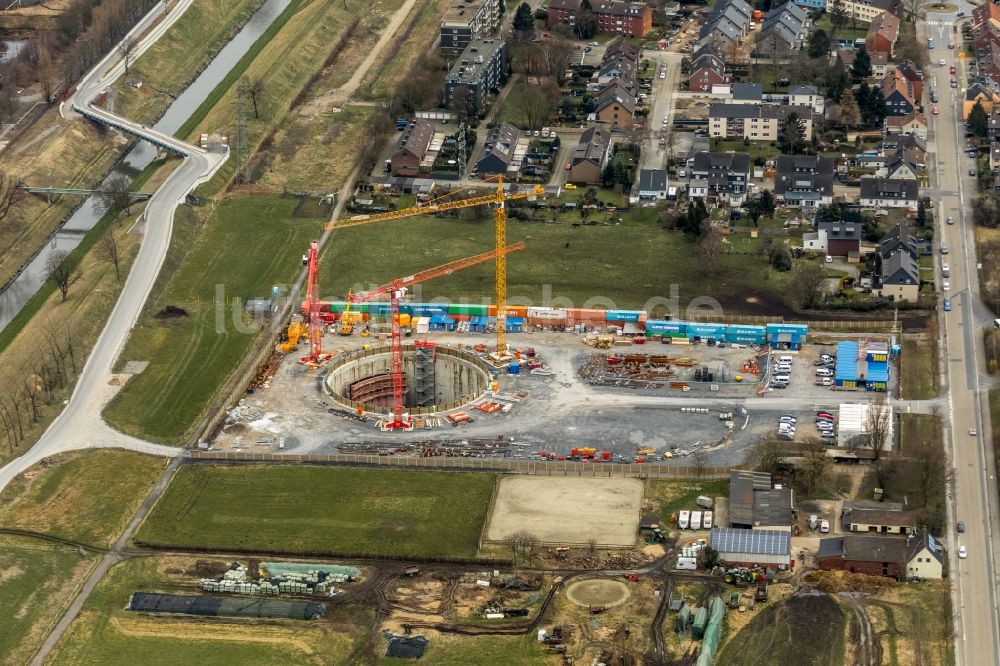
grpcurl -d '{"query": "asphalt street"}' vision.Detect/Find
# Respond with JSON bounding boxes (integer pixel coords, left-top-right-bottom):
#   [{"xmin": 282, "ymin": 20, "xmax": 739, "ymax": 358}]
[{"xmin": 926, "ymin": 11, "xmax": 1000, "ymax": 666}]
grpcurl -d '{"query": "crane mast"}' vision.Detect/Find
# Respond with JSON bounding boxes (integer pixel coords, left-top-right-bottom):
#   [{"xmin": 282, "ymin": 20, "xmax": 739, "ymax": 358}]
[
  {"xmin": 349, "ymin": 242, "xmax": 526, "ymax": 430},
  {"xmin": 493, "ymin": 177, "xmax": 508, "ymax": 359},
  {"xmin": 304, "ymin": 240, "xmax": 323, "ymax": 363}
]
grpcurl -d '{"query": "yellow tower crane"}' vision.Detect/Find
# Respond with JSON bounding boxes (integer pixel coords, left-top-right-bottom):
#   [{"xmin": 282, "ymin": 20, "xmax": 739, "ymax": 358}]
[{"xmin": 325, "ymin": 177, "xmax": 542, "ymax": 359}]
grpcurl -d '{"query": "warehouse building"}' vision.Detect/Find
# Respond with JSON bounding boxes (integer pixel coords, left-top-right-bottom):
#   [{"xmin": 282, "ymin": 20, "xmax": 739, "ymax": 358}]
[
  {"xmin": 837, "ymin": 403, "xmax": 894, "ymax": 451},
  {"xmin": 834, "ymin": 340, "xmax": 889, "ymax": 391},
  {"xmin": 729, "ymin": 470, "xmax": 794, "ymax": 530},
  {"xmin": 709, "ymin": 527, "xmax": 792, "ymax": 568}
]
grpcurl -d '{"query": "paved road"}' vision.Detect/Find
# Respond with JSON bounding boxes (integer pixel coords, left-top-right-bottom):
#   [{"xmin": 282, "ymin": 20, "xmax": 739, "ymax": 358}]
[
  {"xmin": 926, "ymin": 12, "xmax": 1000, "ymax": 666},
  {"xmin": 0, "ymin": 0, "xmax": 225, "ymax": 493},
  {"xmin": 643, "ymin": 51, "xmax": 684, "ymax": 172}
]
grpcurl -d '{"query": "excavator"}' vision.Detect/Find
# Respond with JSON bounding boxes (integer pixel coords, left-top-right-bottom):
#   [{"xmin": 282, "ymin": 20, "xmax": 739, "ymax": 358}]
[
  {"xmin": 279, "ymin": 315, "xmax": 307, "ymax": 353},
  {"xmin": 339, "ymin": 290, "xmax": 356, "ymax": 336}
]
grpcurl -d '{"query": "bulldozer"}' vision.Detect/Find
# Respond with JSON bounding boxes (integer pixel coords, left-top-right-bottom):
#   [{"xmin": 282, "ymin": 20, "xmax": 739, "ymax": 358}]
[{"xmin": 596, "ymin": 334, "xmax": 614, "ymax": 349}]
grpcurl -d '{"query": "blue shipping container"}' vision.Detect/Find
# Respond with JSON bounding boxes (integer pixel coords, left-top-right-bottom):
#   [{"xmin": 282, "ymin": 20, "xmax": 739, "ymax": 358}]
[
  {"xmin": 606, "ymin": 310, "xmax": 643, "ymax": 322},
  {"xmin": 645, "ymin": 320, "xmax": 687, "ymax": 335},
  {"xmin": 766, "ymin": 323, "xmax": 809, "ymax": 335},
  {"xmin": 687, "ymin": 323, "xmax": 727, "ymax": 338},
  {"xmin": 411, "ymin": 304, "xmax": 449, "ymax": 317}
]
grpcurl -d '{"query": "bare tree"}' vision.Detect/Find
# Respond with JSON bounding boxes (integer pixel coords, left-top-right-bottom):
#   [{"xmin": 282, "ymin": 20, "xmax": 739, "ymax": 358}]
[
  {"xmin": 119, "ymin": 37, "xmax": 137, "ymax": 74},
  {"xmin": 588, "ymin": 538, "xmax": 598, "ymax": 559},
  {"xmin": 46, "ymin": 250, "xmax": 80, "ymax": 302},
  {"xmin": 865, "ymin": 395, "xmax": 891, "ymax": 460},
  {"xmin": 96, "ymin": 230, "xmax": 122, "ymax": 281},
  {"xmin": 801, "ymin": 450, "xmax": 831, "ymax": 495},
  {"xmin": 245, "ymin": 77, "xmax": 265, "ymax": 119},
  {"xmin": 0, "ymin": 172, "xmax": 17, "ymax": 221},
  {"xmin": 96, "ymin": 174, "xmax": 133, "ymax": 216},
  {"xmin": 699, "ymin": 226, "xmax": 724, "ymax": 265},
  {"xmin": 750, "ymin": 434, "xmax": 784, "ymax": 475},
  {"xmin": 791, "ymin": 262, "xmax": 828, "ymax": 309},
  {"xmin": 692, "ymin": 448, "xmax": 709, "ymax": 480}
]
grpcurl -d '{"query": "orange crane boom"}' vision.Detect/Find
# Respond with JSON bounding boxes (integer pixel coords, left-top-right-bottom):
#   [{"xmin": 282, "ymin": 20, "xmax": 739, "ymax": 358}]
[{"xmin": 348, "ymin": 242, "xmax": 526, "ymax": 430}]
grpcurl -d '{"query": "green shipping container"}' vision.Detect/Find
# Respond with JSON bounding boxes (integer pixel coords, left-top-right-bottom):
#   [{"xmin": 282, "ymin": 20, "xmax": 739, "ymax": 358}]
[{"xmin": 447, "ymin": 303, "xmax": 490, "ymax": 316}]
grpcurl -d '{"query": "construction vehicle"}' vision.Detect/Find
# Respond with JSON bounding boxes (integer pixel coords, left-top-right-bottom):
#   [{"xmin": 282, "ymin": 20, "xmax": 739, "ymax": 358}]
[
  {"xmin": 755, "ymin": 581, "xmax": 769, "ymax": 602},
  {"xmin": 325, "ymin": 177, "xmax": 543, "ymax": 360},
  {"xmin": 279, "ymin": 315, "xmax": 306, "ymax": 352},
  {"xmin": 339, "ymin": 291, "xmax": 356, "ymax": 335},
  {"xmin": 596, "ymin": 334, "xmax": 614, "ymax": 349},
  {"xmin": 300, "ymin": 240, "xmax": 331, "ymax": 367},
  {"xmin": 347, "ymin": 242, "xmax": 526, "ymax": 430}
]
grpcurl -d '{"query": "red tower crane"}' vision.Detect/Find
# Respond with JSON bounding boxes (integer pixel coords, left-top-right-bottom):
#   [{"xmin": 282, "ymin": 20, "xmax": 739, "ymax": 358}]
[
  {"xmin": 349, "ymin": 242, "xmax": 526, "ymax": 430},
  {"xmin": 301, "ymin": 240, "xmax": 331, "ymax": 366}
]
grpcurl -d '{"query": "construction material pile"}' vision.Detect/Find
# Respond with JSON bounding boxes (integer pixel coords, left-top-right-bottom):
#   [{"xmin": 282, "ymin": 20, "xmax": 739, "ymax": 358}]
[
  {"xmin": 226, "ymin": 400, "xmax": 264, "ymax": 424},
  {"xmin": 198, "ymin": 562, "xmax": 356, "ymax": 597},
  {"xmin": 578, "ymin": 353, "xmax": 684, "ymax": 388},
  {"xmin": 337, "ymin": 438, "xmax": 511, "ymax": 458}
]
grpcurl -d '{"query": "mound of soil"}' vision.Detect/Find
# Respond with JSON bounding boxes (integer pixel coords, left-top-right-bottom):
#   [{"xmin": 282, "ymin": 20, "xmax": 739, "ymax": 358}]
[
  {"xmin": 156, "ymin": 305, "xmax": 189, "ymax": 320},
  {"xmin": 804, "ymin": 570, "xmax": 897, "ymax": 594}
]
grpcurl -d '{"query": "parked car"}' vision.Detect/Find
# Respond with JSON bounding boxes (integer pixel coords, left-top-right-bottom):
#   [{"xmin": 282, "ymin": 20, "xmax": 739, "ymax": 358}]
[
  {"xmin": 816, "ymin": 378, "xmax": 833, "ymax": 386},
  {"xmin": 941, "ymin": 245, "xmax": 950, "ymax": 254},
  {"xmin": 959, "ymin": 545, "xmax": 968, "ymax": 559},
  {"xmin": 947, "ymin": 216, "xmax": 955, "ymax": 225},
  {"xmin": 820, "ymin": 520, "xmax": 830, "ymax": 533},
  {"xmin": 943, "ymin": 281, "xmax": 951, "ymax": 291},
  {"xmin": 817, "ymin": 411, "xmax": 834, "ymax": 419},
  {"xmin": 970, "ymin": 168, "xmax": 977, "ymax": 176},
  {"xmin": 944, "ymin": 298, "xmax": 952, "ymax": 312},
  {"xmin": 957, "ymin": 520, "xmax": 966, "ymax": 533},
  {"xmin": 816, "ymin": 368, "xmax": 833, "ymax": 377}
]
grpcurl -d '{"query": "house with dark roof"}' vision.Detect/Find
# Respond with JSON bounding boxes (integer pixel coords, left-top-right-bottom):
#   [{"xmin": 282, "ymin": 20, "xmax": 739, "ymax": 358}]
[
  {"xmin": 774, "ymin": 155, "xmax": 835, "ymax": 208},
  {"xmin": 895, "ymin": 62, "xmax": 923, "ymax": 101},
  {"xmin": 637, "ymin": 169, "xmax": 668, "ymax": 200},
  {"xmin": 879, "ymin": 251, "xmax": 920, "ymax": 301},
  {"xmin": 728, "ymin": 470, "xmax": 793, "ymax": 530},
  {"xmin": 439, "ymin": 0, "xmax": 502, "ymax": 57},
  {"xmin": 817, "ymin": 536, "xmax": 909, "ymax": 578},
  {"xmin": 881, "ymin": 133, "xmax": 926, "ymax": 163},
  {"xmin": 859, "ymin": 176, "xmax": 918, "ymax": 208},
  {"xmin": 815, "ymin": 220, "xmax": 862, "ymax": 256},
  {"xmin": 878, "ymin": 153, "xmax": 918, "ymax": 180},
  {"xmin": 594, "ymin": 83, "xmax": 636, "ymax": 128},
  {"xmin": 730, "ymin": 82, "xmax": 763, "ymax": 103},
  {"xmin": 841, "ymin": 500, "xmax": 918, "ymax": 534},
  {"xmin": 697, "ymin": 0, "xmax": 752, "ymax": 54},
  {"xmin": 880, "ymin": 223, "xmax": 918, "ymax": 260},
  {"xmin": 687, "ymin": 44, "xmax": 729, "ymax": 92},
  {"xmin": 475, "ymin": 123, "xmax": 520, "ymax": 177},
  {"xmin": 754, "ymin": 2, "xmax": 810, "ymax": 56},
  {"xmin": 569, "ymin": 127, "xmax": 612, "ymax": 184},
  {"xmin": 906, "ymin": 529, "xmax": 945, "ymax": 579},
  {"xmin": 688, "ymin": 151, "xmax": 752, "ymax": 205},
  {"xmin": 443, "ymin": 38, "xmax": 507, "ymax": 119},
  {"xmin": 390, "ymin": 120, "xmax": 436, "ymax": 177},
  {"xmin": 788, "ymin": 84, "xmax": 824, "ymax": 114},
  {"xmin": 866, "ymin": 10, "xmax": 899, "ymax": 57}
]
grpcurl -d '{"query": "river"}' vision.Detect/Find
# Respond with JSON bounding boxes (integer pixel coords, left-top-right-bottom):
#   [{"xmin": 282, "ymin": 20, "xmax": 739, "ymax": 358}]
[{"xmin": 0, "ymin": 0, "xmax": 292, "ymax": 331}]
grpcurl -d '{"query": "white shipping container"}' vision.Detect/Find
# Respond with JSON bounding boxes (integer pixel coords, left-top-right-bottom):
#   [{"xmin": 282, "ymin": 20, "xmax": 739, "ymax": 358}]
[
  {"xmin": 527, "ymin": 307, "xmax": 568, "ymax": 319},
  {"xmin": 676, "ymin": 557, "xmax": 698, "ymax": 570},
  {"xmin": 691, "ymin": 511, "xmax": 702, "ymax": 530}
]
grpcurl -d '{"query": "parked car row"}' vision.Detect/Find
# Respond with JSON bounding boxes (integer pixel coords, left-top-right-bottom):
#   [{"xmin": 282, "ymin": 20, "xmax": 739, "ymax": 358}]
[
  {"xmin": 814, "ymin": 353, "xmax": 835, "ymax": 387},
  {"xmin": 770, "ymin": 354, "xmax": 794, "ymax": 390},
  {"xmin": 816, "ymin": 410, "xmax": 837, "ymax": 440}
]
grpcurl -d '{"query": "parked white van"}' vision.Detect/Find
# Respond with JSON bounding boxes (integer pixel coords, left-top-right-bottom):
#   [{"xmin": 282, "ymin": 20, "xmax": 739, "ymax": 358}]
[
  {"xmin": 696, "ymin": 495, "xmax": 714, "ymax": 509},
  {"xmin": 816, "ymin": 368, "xmax": 833, "ymax": 377},
  {"xmin": 772, "ymin": 375, "xmax": 790, "ymax": 385}
]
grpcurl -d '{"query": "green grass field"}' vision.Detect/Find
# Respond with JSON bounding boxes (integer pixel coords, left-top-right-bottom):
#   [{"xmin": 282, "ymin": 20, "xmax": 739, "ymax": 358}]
[
  {"xmin": 900, "ymin": 337, "xmax": 939, "ymax": 400},
  {"xmin": 112, "ymin": 0, "xmax": 263, "ymax": 124},
  {"xmin": 645, "ymin": 479, "xmax": 729, "ymax": 525},
  {"xmin": 103, "ymin": 197, "xmax": 320, "ymax": 444},
  {"xmin": 0, "ymin": 537, "xmax": 98, "ymax": 665},
  {"xmin": 321, "ymin": 213, "xmax": 795, "ymax": 314},
  {"xmin": 0, "ymin": 450, "xmax": 168, "ymax": 548},
  {"xmin": 137, "ymin": 465, "xmax": 496, "ymax": 557},
  {"xmin": 48, "ymin": 556, "xmax": 356, "ymax": 665}
]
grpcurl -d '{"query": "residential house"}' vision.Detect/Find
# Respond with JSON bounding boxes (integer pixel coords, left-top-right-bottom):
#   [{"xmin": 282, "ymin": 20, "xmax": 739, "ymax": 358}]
[
  {"xmin": 728, "ymin": 470, "xmax": 794, "ymax": 530},
  {"xmin": 475, "ymin": 123, "xmax": 520, "ymax": 177},
  {"xmin": 870, "ymin": 50, "xmax": 890, "ymax": 78},
  {"xmin": 754, "ymin": 2, "xmax": 810, "ymax": 57},
  {"xmin": 859, "ymin": 176, "xmax": 919, "ymax": 208},
  {"xmin": 687, "ymin": 44, "xmax": 729, "ymax": 92},
  {"xmin": 546, "ymin": 0, "xmax": 653, "ymax": 38},
  {"xmin": 841, "ymin": 500, "xmax": 917, "ymax": 534},
  {"xmin": 895, "ymin": 62, "xmax": 923, "ymax": 101},
  {"xmin": 866, "ymin": 10, "xmax": 899, "ymax": 58},
  {"xmin": 594, "ymin": 83, "xmax": 637, "ymax": 128},
  {"xmin": 708, "ymin": 103, "xmax": 814, "ymax": 141},
  {"xmin": 774, "ymin": 155, "xmax": 835, "ymax": 208},
  {"xmin": 793, "ymin": 0, "xmax": 825, "ymax": 9},
  {"xmin": 637, "ymin": 169, "xmax": 668, "ymax": 200},
  {"xmin": 594, "ymin": 53, "xmax": 638, "ymax": 90},
  {"xmin": 883, "ymin": 110, "xmax": 928, "ymax": 139},
  {"xmin": 880, "ymin": 223, "xmax": 918, "ymax": 260},
  {"xmin": 840, "ymin": 0, "xmax": 902, "ymax": 23},
  {"xmin": 816, "ymin": 220, "xmax": 862, "ymax": 256},
  {"xmin": 569, "ymin": 127, "xmax": 613, "ymax": 184},
  {"xmin": 439, "ymin": 0, "xmax": 502, "ymax": 57},
  {"xmin": 964, "ymin": 82, "xmax": 1000, "ymax": 119},
  {"xmin": 443, "ymin": 38, "xmax": 507, "ymax": 119},
  {"xmin": 882, "ymin": 70, "xmax": 916, "ymax": 117},
  {"xmin": 817, "ymin": 536, "xmax": 908, "ymax": 579},
  {"xmin": 906, "ymin": 530, "xmax": 945, "ymax": 580},
  {"xmin": 880, "ymin": 251, "xmax": 920, "ymax": 301},
  {"xmin": 788, "ymin": 84, "xmax": 825, "ymax": 115},
  {"xmin": 697, "ymin": 0, "xmax": 752, "ymax": 55},
  {"xmin": 731, "ymin": 82, "xmax": 763, "ymax": 103},
  {"xmin": 881, "ymin": 133, "xmax": 927, "ymax": 165},
  {"xmin": 989, "ymin": 109, "xmax": 1000, "ymax": 141},
  {"xmin": 688, "ymin": 151, "xmax": 752, "ymax": 205},
  {"xmin": 877, "ymin": 152, "xmax": 919, "ymax": 179},
  {"xmin": 710, "ymin": 528, "xmax": 792, "ymax": 568},
  {"xmin": 390, "ymin": 120, "xmax": 436, "ymax": 177}
]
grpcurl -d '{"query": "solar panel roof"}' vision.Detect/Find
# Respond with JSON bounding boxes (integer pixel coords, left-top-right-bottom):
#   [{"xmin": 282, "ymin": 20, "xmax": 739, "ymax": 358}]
[{"xmin": 709, "ymin": 528, "xmax": 791, "ymax": 556}]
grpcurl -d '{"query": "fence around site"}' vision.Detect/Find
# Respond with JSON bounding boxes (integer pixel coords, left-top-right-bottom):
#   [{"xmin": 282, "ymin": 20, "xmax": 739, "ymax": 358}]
[{"xmin": 188, "ymin": 451, "xmax": 739, "ymax": 479}]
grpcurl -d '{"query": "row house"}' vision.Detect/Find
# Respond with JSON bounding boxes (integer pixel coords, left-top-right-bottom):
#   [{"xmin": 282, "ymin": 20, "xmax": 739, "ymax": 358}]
[
  {"xmin": 687, "ymin": 44, "xmax": 729, "ymax": 93},
  {"xmin": 773, "ymin": 155, "xmax": 835, "ymax": 208},
  {"xmin": 697, "ymin": 0, "xmax": 753, "ymax": 55},
  {"xmin": 708, "ymin": 103, "xmax": 815, "ymax": 141},
  {"xmin": 754, "ymin": 2, "xmax": 810, "ymax": 57},
  {"xmin": 688, "ymin": 151, "xmax": 752, "ymax": 206},
  {"xmin": 546, "ymin": 0, "xmax": 653, "ymax": 38}
]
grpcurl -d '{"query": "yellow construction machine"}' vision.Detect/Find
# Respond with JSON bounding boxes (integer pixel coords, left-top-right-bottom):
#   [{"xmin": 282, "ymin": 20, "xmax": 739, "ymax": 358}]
[
  {"xmin": 339, "ymin": 291, "xmax": 356, "ymax": 336},
  {"xmin": 280, "ymin": 315, "xmax": 307, "ymax": 352}
]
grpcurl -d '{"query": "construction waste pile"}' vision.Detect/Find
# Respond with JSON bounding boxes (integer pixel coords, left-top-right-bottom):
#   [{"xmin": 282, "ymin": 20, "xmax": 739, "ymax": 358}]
[
  {"xmin": 805, "ymin": 569, "xmax": 897, "ymax": 594},
  {"xmin": 566, "ymin": 551, "xmax": 651, "ymax": 569},
  {"xmin": 199, "ymin": 562, "xmax": 356, "ymax": 597},
  {"xmin": 226, "ymin": 400, "xmax": 264, "ymax": 424},
  {"xmin": 578, "ymin": 353, "xmax": 686, "ymax": 389}
]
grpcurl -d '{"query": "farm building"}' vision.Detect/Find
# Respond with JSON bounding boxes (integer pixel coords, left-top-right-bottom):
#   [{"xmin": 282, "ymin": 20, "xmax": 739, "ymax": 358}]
[
  {"xmin": 834, "ymin": 340, "xmax": 889, "ymax": 391},
  {"xmin": 841, "ymin": 501, "xmax": 915, "ymax": 534},
  {"xmin": 729, "ymin": 470, "xmax": 793, "ymax": 530},
  {"xmin": 818, "ymin": 530, "xmax": 943, "ymax": 579},
  {"xmin": 837, "ymin": 402, "xmax": 894, "ymax": 451},
  {"xmin": 709, "ymin": 528, "xmax": 792, "ymax": 568}
]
